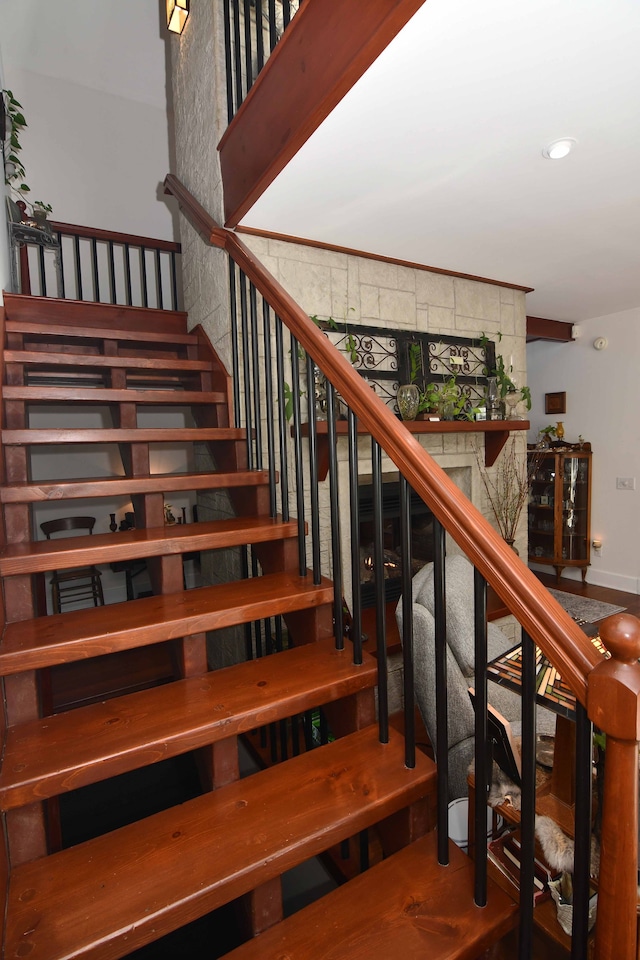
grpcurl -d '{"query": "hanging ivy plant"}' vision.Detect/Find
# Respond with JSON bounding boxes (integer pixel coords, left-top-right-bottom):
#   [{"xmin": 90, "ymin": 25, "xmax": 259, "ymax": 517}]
[{"xmin": 2, "ymin": 89, "xmax": 30, "ymax": 196}]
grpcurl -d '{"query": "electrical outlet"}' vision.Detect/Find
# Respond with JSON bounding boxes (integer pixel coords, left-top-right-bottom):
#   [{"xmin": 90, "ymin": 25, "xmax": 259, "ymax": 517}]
[{"xmin": 616, "ymin": 477, "xmax": 636, "ymax": 491}]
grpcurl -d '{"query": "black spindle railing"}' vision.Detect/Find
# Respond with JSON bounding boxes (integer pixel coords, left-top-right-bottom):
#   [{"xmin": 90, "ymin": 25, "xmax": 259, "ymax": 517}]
[
  {"xmin": 223, "ymin": 0, "xmax": 301, "ymax": 122},
  {"xmin": 473, "ymin": 567, "xmax": 488, "ymax": 906},
  {"xmin": 433, "ymin": 517, "xmax": 449, "ymax": 865},
  {"xmin": 518, "ymin": 630, "xmax": 537, "ymax": 959},
  {"xmin": 15, "ymin": 220, "xmax": 181, "ymax": 309}
]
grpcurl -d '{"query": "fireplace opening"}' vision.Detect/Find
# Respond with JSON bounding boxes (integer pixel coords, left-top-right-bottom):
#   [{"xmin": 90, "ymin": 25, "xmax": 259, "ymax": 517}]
[{"xmin": 358, "ymin": 478, "xmax": 434, "ymax": 609}]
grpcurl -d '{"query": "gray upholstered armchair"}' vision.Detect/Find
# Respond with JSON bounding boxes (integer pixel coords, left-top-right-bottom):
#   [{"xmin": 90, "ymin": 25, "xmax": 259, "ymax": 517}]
[{"xmin": 396, "ymin": 554, "xmax": 553, "ymax": 799}]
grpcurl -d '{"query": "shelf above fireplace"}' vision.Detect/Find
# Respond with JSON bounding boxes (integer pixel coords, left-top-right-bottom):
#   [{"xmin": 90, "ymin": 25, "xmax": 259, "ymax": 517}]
[{"xmin": 303, "ymin": 419, "xmax": 530, "ymax": 480}]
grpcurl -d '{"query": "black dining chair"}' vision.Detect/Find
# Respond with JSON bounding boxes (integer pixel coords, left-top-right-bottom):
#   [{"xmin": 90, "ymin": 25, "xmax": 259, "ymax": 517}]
[{"xmin": 40, "ymin": 516, "xmax": 105, "ymax": 614}]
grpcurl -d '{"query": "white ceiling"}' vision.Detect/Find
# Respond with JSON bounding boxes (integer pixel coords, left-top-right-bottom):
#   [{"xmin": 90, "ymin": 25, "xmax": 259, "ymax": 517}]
[
  {"xmin": 244, "ymin": 0, "xmax": 640, "ymax": 323},
  {"xmin": 2, "ymin": 0, "xmax": 638, "ymax": 322}
]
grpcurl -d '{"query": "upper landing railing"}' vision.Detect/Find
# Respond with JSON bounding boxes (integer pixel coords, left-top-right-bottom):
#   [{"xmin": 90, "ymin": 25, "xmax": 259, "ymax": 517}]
[
  {"xmin": 223, "ymin": 0, "xmax": 302, "ymax": 122},
  {"xmin": 164, "ymin": 172, "xmax": 640, "ymax": 960},
  {"xmin": 9, "ymin": 209, "xmax": 181, "ymax": 311}
]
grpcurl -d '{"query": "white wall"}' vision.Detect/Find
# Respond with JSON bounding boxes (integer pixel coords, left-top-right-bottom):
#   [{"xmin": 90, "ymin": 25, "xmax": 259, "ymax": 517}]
[
  {"xmin": 527, "ymin": 308, "xmax": 640, "ymax": 593},
  {"xmin": 0, "ymin": 0, "xmax": 177, "ymax": 278}
]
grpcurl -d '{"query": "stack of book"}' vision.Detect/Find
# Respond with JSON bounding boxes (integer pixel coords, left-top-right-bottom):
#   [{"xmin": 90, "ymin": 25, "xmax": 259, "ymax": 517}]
[{"xmin": 487, "ymin": 829, "xmax": 556, "ymax": 905}]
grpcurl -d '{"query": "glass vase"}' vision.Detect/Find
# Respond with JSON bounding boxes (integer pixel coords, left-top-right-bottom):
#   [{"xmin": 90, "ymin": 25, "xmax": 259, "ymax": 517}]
[{"xmin": 397, "ymin": 384, "xmax": 420, "ymax": 421}]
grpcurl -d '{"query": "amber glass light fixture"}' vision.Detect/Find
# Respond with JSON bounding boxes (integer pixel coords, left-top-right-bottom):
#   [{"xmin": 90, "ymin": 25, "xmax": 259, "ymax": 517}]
[{"xmin": 167, "ymin": 0, "xmax": 190, "ymax": 34}]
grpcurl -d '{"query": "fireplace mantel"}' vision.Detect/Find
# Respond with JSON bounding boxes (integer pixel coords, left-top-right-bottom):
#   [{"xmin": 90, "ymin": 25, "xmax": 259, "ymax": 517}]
[{"xmin": 304, "ymin": 420, "xmax": 530, "ymax": 480}]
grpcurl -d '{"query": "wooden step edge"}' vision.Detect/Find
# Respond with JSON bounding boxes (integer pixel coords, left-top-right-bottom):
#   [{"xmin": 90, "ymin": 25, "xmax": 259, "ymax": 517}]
[
  {"xmin": 0, "ymin": 638, "xmax": 378, "ymax": 809},
  {"xmin": 5, "ymin": 320, "xmax": 198, "ymax": 344},
  {"xmin": 0, "ymin": 572, "xmax": 333, "ymax": 674},
  {"xmin": 5, "ymin": 725, "xmax": 435, "ymax": 960},
  {"xmin": 0, "ymin": 469, "xmax": 271, "ymax": 504},
  {"xmin": 1, "ymin": 427, "xmax": 246, "ymax": 446},
  {"xmin": 0, "ymin": 515, "xmax": 295, "ymax": 576},
  {"xmin": 224, "ymin": 832, "xmax": 518, "ymax": 960},
  {"xmin": 2, "ymin": 293, "xmax": 189, "ymax": 332},
  {"xmin": 4, "ymin": 350, "xmax": 212, "ymax": 371},
  {"xmin": 2, "ymin": 386, "xmax": 226, "ymax": 404}
]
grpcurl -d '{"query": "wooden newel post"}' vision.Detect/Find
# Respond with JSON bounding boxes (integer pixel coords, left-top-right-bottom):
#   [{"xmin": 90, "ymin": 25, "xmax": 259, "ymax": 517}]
[{"xmin": 587, "ymin": 613, "xmax": 640, "ymax": 960}]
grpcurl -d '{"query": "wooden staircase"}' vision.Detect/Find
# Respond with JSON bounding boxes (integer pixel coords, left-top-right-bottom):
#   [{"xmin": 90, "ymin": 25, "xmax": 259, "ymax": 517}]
[{"xmin": 0, "ymin": 293, "xmax": 517, "ymax": 959}]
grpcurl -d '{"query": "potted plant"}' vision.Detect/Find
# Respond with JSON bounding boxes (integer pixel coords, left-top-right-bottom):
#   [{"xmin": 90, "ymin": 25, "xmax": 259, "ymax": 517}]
[{"xmin": 31, "ymin": 200, "xmax": 52, "ymax": 228}]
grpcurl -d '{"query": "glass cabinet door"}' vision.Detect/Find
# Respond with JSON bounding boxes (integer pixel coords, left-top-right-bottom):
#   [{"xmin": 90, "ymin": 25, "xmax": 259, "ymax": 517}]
[
  {"xmin": 528, "ymin": 454, "xmax": 556, "ymax": 560},
  {"xmin": 561, "ymin": 455, "xmax": 589, "ymax": 560}
]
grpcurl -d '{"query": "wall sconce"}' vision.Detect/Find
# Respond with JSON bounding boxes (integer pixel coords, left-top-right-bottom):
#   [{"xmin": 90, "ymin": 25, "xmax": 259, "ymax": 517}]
[{"xmin": 167, "ymin": 0, "xmax": 190, "ymax": 34}]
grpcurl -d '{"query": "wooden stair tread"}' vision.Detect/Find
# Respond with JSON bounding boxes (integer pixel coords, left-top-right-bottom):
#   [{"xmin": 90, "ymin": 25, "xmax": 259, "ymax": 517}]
[
  {"xmin": 5, "ymin": 320, "xmax": 198, "ymax": 344},
  {"xmin": 0, "ymin": 637, "xmax": 377, "ymax": 809},
  {"xmin": 1, "ymin": 427, "xmax": 246, "ymax": 445},
  {"xmin": 225, "ymin": 833, "xmax": 517, "ymax": 960},
  {"xmin": 5, "ymin": 725, "xmax": 435, "ymax": 960},
  {"xmin": 5, "ymin": 349, "xmax": 212, "ymax": 371},
  {"xmin": 0, "ymin": 469, "xmax": 270, "ymax": 503},
  {"xmin": 3, "ymin": 385, "xmax": 225, "ymax": 404},
  {"xmin": 0, "ymin": 571, "xmax": 334, "ymax": 673},
  {"xmin": 0, "ymin": 515, "xmax": 296, "ymax": 576}
]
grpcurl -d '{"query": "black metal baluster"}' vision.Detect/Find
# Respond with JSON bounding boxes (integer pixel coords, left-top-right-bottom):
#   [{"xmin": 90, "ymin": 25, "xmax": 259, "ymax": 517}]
[
  {"xmin": 372, "ymin": 438, "xmax": 388, "ymax": 745},
  {"xmin": 228, "ymin": 258, "xmax": 242, "ymax": 429},
  {"xmin": 155, "ymin": 248, "xmax": 163, "ymax": 310},
  {"xmin": 138, "ymin": 247, "xmax": 148, "ymax": 308},
  {"xmin": 473, "ymin": 567, "xmax": 488, "ymax": 906},
  {"xmin": 274, "ymin": 615, "xmax": 284, "ymax": 653},
  {"xmin": 38, "ymin": 245, "xmax": 46, "ymax": 297},
  {"xmin": 243, "ymin": 0, "xmax": 253, "ymax": 95},
  {"xmin": 124, "ymin": 243, "xmax": 133, "ymax": 306},
  {"xmin": 232, "ymin": 0, "xmax": 243, "ymax": 112},
  {"xmin": 279, "ymin": 719, "xmax": 288, "ymax": 761},
  {"xmin": 282, "ymin": 0, "xmax": 291, "ymax": 28},
  {"xmin": 359, "ymin": 830, "xmax": 370, "ymax": 872},
  {"xmin": 170, "ymin": 250, "xmax": 179, "ymax": 311},
  {"xmin": 91, "ymin": 237, "xmax": 99, "ymax": 302},
  {"xmin": 107, "ymin": 241, "xmax": 116, "ymax": 304},
  {"xmin": 571, "ymin": 702, "xmax": 593, "ymax": 959},
  {"xmin": 249, "ymin": 284, "xmax": 263, "ymax": 471},
  {"xmin": 433, "ymin": 516, "xmax": 449, "ymax": 865},
  {"xmin": 274, "ymin": 314, "xmax": 290, "ymax": 522},
  {"xmin": 223, "ymin": 0, "xmax": 234, "ymax": 123},
  {"xmin": 399, "ymin": 474, "xmax": 415, "ymax": 769},
  {"xmin": 290, "ymin": 333, "xmax": 306, "ymax": 577},
  {"xmin": 268, "ymin": 0, "xmax": 278, "ymax": 51},
  {"xmin": 57, "ymin": 232, "xmax": 66, "ymax": 299},
  {"xmin": 73, "ymin": 234, "xmax": 83, "ymax": 300},
  {"xmin": 326, "ymin": 381, "xmax": 343, "ymax": 647},
  {"xmin": 241, "ymin": 546, "xmax": 253, "ymax": 661},
  {"xmin": 518, "ymin": 629, "xmax": 537, "ymax": 960},
  {"xmin": 255, "ymin": 0, "xmax": 265, "ymax": 70},
  {"xmin": 262, "ymin": 300, "xmax": 277, "ymax": 517},
  {"xmin": 239, "ymin": 270, "xmax": 254, "ymax": 469},
  {"xmin": 306, "ymin": 356, "xmax": 321, "ymax": 585},
  {"xmin": 347, "ymin": 408, "xmax": 363, "ymax": 665}
]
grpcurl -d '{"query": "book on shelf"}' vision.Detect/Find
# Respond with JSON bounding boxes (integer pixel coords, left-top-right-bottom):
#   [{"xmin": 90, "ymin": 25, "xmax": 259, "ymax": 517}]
[{"xmin": 487, "ymin": 830, "xmax": 555, "ymax": 905}]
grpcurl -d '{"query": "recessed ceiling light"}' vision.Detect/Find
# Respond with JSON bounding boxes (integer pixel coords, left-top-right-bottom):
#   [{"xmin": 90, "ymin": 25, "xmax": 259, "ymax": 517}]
[{"xmin": 542, "ymin": 138, "xmax": 577, "ymax": 160}]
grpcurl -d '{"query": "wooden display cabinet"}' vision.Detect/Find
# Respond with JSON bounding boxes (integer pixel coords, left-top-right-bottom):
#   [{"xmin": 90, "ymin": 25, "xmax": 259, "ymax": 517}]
[{"xmin": 528, "ymin": 442, "xmax": 592, "ymax": 583}]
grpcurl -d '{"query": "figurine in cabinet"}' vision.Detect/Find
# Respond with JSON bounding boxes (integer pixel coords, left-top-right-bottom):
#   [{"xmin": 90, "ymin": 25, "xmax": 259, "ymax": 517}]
[{"xmin": 527, "ymin": 441, "xmax": 592, "ymax": 582}]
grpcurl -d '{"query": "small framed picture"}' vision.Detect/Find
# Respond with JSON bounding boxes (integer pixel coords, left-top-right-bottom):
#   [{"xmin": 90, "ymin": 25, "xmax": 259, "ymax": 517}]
[{"xmin": 545, "ymin": 391, "xmax": 566, "ymax": 415}]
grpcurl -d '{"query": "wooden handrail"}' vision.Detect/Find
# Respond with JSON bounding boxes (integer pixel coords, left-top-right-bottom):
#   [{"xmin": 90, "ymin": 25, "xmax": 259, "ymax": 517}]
[
  {"xmin": 165, "ymin": 172, "xmax": 599, "ymax": 702},
  {"xmin": 50, "ymin": 221, "xmax": 181, "ymax": 253}
]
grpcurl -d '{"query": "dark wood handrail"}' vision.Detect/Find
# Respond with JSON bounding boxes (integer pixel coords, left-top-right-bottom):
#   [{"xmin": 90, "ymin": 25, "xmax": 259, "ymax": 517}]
[
  {"xmin": 165, "ymin": 172, "xmax": 598, "ymax": 703},
  {"xmin": 50, "ymin": 221, "xmax": 181, "ymax": 253}
]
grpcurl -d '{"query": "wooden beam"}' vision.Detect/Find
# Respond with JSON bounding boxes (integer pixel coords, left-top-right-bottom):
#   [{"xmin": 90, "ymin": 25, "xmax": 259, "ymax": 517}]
[
  {"xmin": 526, "ymin": 315, "xmax": 574, "ymax": 342},
  {"xmin": 219, "ymin": 0, "xmax": 427, "ymax": 227}
]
